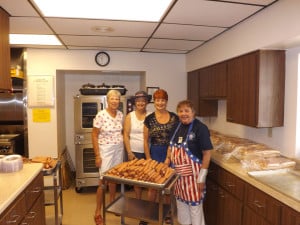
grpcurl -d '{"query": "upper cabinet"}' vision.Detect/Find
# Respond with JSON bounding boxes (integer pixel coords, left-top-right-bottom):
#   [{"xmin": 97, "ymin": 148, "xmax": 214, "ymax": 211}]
[
  {"xmin": 188, "ymin": 70, "xmax": 200, "ymax": 114},
  {"xmin": 0, "ymin": 8, "xmax": 11, "ymax": 91},
  {"xmin": 227, "ymin": 50, "xmax": 285, "ymax": 127},
  {"xmin": 187, "ymin": 49, "xmax": 285, "ymax": 128},
  {"xmin": 199, "ymin": 62, "xmax": 227, "ymax": 99},
  {"xmin": 188, "ymin": 70, "xmax": 218, "ymax": 117}
]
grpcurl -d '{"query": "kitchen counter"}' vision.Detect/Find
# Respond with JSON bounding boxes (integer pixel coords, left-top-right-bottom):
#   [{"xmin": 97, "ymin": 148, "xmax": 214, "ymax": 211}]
[
  {"xmin": 211, "ymin": 150, "xmax": 300, "ymax": 212},
  {"xmin": 0, "ymin": 162, "xmax": 43, "ymax": 214}
]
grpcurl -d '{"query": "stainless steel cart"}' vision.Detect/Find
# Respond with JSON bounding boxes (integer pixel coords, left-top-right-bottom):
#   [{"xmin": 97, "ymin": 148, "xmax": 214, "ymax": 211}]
[
  {"xmin": 43, "ymin": 160, "xmax": 63, "ymax": 225},
  {"xmin": 103, "ymin": 173, "xmax": 179, "ymax": 225}
]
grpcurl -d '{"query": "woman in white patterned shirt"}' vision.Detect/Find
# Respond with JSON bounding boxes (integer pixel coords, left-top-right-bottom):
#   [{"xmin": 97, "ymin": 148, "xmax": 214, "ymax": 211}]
[{"xmin": 92, "ymin": 90, "xmax": 124, "ymax": 225}]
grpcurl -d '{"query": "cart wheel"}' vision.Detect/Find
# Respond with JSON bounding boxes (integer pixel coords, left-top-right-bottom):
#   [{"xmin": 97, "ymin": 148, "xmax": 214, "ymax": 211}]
[{"xmin": 75, "ymin": 187, "xmax": 82, "ymax": 193}]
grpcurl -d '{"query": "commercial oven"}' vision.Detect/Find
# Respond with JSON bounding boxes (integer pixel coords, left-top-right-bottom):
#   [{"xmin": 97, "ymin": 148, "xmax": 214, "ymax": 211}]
[{"xmin": 74, "ymin": 94, "xmax": 129, "ymax": 192}]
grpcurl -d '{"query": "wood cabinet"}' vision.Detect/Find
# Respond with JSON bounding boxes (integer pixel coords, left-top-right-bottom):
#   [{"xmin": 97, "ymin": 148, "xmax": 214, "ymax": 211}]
[
  {"xmin": 0, "ymin": 8, "xmax": 11, "ymax": 90},
  {"xmin": 187, "ymin": 70, "xmax": 200, "ymax": 114},
  {"xmin": 204, "ymin": 161, "xmax": 300, "ymax": 225},
  {"xmin": 188, "ymin": 49, "xmax": 285, "ymax": 126},
  {"xmin": 204, "ymin": 162, "xmax": 244, "ymax": 225},
  {"xmin": 199, "ymin": 62, "xmax": 227, "ymax": 99},
  {"xmin": 0, "ymin": 194, "xmax": 26, "ymax": 225},
  {"xmin": 187, "ymin": 70, "xmax": 218, "ymax": 117},
  {"xmin": 204, "ymin": 162, "xmax": 292, "ymax": 225},
  {"xmin": 244, "ymin": 183, "xmax": 281, "ymax": 225},
  {"xmin": 0, "ymin": 172, "xmax": 46, "ymax": 225},
  {"xmin": 281, "ymin": 205, "xmax": 300, "ymax": 225},
  {"xmin": 21, "ymin": 194, "xmax": 45, "ymax": 225},
  {"xmin": 227, "ymin": 50, "xmax": 285, "ymax": 127}
]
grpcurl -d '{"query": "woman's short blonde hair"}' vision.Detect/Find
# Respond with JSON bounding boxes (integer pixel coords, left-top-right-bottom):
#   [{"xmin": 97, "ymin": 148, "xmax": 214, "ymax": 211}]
[{"xmin": 106, "ymin": 89, "xmax": 121, "ymax": 99}]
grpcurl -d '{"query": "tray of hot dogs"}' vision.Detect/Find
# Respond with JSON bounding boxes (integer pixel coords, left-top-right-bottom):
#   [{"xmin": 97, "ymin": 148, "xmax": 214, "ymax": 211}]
[
  {"xmin": 31, "ymin": 156, "xmax": 59, "ymax": 175},
  {"xmin": 104, "ymin": 159, "xmax": 177, "ymax": 189}
]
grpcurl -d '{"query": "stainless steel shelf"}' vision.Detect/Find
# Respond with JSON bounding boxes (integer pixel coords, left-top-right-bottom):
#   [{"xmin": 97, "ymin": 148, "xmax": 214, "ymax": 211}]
[
  {"xmin": 43, "ymin": 160, "xmax": 63, "ymax": 225},
  {"xmin": 106, "ymin": 196, "xmax": 170, "ymax": 222},
  {"xmin": 103, "ymin": 174, "xmax": 179, "ymax": 225}
]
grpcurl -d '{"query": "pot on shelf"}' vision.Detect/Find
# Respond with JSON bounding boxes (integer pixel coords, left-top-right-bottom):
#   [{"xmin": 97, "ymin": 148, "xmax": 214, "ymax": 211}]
[{"xmin": 79, "ymin": 83, "xmax": 127, "ymax": 95}]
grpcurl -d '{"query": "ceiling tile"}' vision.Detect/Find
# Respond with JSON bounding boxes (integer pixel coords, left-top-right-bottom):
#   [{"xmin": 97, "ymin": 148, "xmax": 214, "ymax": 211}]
[
  {"xmin": 10, "ymin": 17, "xmax": 52, "ymax": 34},
  {"xmin": 59, "ymin": 35, "xmax": 148, "ymax": 48},
  {"xmin": 143, "ymin": 48, "xmax": 188, "ymax": 54},
  {"xmin": 225, "ymin": 0, "xmax": 276, "ymax": 5},
  {"xmin": 164, "ymin": 0, "xmax": 263, "ymax": 27},
  {"xmin": 0, "ymin": 0, "xmax": 39, "ymax": 16},
  {"xmin": 145, "ymin": 38, "xmax": 203, "ymax": 51},
  {"xmin": 154, "ymin": 23, "xmax": 226, "ymax": 40},
  {"xmin": 0, "ymin": 0, "xmax": 279, "ymax": 54},
  {"xmin": 9, "ymin": 44, "xmax": 65, "ymax": 49},
  {"xmin": 46, "ymin": 18, "xmax": 158, "ymax": 37},
  {"xmin": 69, "ymin": 46, "xmax": 141, "ymax": 52}
]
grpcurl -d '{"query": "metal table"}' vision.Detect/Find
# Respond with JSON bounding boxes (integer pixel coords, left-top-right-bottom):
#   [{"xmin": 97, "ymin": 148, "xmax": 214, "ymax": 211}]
[
  {"xmin": 103, "ymin": 173, "xmax": 179, "ymax": 225},
  {"xmin": 43, "ymin": 160, "xmax": 63, "ymax": 225}
]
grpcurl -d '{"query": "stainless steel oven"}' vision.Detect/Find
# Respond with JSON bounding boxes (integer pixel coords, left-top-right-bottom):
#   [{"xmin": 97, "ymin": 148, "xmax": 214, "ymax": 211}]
[
  {"xmin": 0, "ymin": 140, "xmax": 15, "ymax": 155},
  {"xmin": 74, "ymin": 94, "xmax": 128, "ymax": 192},
  {"xmin": 0, "ymin": 134, "xmax": 23, "ymax": 155}
]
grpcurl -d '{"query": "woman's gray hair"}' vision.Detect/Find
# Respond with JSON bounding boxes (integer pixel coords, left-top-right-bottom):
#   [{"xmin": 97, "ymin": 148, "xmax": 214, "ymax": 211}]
[{"xmin": 106, "ymin": 89, "xmax": 121, "ymax": 99}]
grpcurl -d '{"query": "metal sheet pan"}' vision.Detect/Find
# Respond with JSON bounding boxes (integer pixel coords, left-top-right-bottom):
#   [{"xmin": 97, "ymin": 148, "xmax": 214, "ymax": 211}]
[
  {"xmin": 42, "ymin": 160, "xmax": 60, "ymax": 176},
  {"xmin": 248, "ymin": 169, "xmax": 300, "ymax": 202},
  {"xmin": 103, "ymin": 171, "xmax": 177, "ymax": 189}
]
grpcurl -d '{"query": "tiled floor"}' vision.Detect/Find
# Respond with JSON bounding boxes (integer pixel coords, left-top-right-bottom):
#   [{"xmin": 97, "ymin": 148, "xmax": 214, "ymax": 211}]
[{"xmin": 45, "ymin": 185, "xmax": 179, "ymax": 225}]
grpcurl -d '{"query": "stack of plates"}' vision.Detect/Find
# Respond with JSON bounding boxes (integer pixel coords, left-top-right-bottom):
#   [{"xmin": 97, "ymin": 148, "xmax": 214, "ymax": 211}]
[{"xmin": 0, "ymin": 154, "xmax": 23, "ymax": 173}]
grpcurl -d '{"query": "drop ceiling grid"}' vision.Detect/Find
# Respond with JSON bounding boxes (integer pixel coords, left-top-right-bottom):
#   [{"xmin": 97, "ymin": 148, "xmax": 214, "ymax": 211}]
[{"xmin": 1, "ymin": 0, "xmax": 278, "ymax": 53}]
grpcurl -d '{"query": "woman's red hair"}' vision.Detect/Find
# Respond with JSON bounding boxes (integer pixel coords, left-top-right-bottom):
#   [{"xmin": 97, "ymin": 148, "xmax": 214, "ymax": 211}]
[{"xmin": 153, "ymin": 89, "xmax": 168, "ymax": 101}]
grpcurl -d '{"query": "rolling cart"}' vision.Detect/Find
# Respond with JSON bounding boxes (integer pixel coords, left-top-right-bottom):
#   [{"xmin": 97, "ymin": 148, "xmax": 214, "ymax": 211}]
[
  {"xmin": 43, "ymin": 160, "xmax": 63, "ymax": 225},
  {"xmin": 102, "ymin": 173, "xmax": 179, "ymax": 225}
]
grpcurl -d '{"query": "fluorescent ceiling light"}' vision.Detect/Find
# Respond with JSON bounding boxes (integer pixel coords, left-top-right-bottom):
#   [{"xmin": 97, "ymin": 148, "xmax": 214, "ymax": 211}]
[
  {"xmin": 33, "ymin": 0, "xmax": 173, "ymax": 22},
  {"xmin": 10, "ymin": 34, "xmax": 62, "ymax": 45}
]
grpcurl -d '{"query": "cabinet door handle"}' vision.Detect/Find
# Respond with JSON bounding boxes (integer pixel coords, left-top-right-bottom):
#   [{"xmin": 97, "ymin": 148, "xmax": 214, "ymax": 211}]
[
  {"xmin": 32, "ymin": 186, "xmax": 42, "ymax": 193},
  {"xmin": 26, "ymin": 211, "xmax": 36, "ymax": 219},
  {"xmin": 218, "ymin": 190, "xmax": 225, "ymax": 198},
  {"xmin": 226, "ymin": 182, "xmax": 235, "ymax": 188},
  {"xmin": 6, "ymin": 214, "xmax": 20, "ymax": 224},
  {"xmin": 253, "ymin": 200, "xmax": 265, "ymax": 208}
]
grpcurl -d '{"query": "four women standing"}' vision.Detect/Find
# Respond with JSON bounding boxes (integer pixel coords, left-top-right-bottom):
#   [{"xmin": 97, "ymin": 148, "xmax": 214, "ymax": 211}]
[{"xmin": 92, "ymin": 89, "xmax": 212, "ymax": 225}]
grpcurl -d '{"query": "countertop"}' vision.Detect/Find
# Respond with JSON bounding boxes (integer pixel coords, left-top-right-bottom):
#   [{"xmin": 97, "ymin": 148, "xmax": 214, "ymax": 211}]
[
  {"xmin": 0, "ymin": 162, "xmax": 43, "ymax": 214},
  {"xmin": 211, "ymin": 150, "xmax": 300, "ymax": 212}
]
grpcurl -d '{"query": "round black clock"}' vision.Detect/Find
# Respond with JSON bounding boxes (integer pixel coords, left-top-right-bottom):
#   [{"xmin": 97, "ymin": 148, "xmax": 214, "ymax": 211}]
[{"xmin": 95, "ymin": 51, "xmax": 110, "ymax": 66}]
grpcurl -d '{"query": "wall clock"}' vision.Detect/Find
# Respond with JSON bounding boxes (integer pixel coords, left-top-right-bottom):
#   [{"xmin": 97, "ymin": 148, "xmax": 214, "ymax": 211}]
[{"xmin": 95, "ymin": 51, "xmax": 110, "ymax": 66}]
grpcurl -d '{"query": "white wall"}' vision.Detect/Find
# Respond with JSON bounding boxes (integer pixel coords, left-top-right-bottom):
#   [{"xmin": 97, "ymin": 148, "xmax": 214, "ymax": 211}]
[
  {"xmin": 187, "ymin": 0, "xmax": 300, "ymax": 158},
  {"xmin": 26, "ymin": 49, "xmax": 186, "ymax": 159},
  {"xmin": 64, "ymin": 72, "xmax": 142, "ymax": 163},
  {"xmin": 187, "ymin": 0, "xmax": 300, "ymax": 70}
]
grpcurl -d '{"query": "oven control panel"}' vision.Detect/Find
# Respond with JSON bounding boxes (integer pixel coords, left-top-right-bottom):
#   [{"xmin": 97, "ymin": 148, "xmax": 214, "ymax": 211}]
[{"xmin": 0, "ymin": 143, "xmax": 14, "ymax": 154}]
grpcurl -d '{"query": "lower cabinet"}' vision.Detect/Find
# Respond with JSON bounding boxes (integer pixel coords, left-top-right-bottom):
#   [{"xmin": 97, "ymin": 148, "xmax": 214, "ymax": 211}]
[
  {"xmin": 21, "ymin": 193, "xmax": 45, "ymax": 225},
  {"xmin": 243, "ymin": 206, "xmax": 273, "ymax": 225},
  {"xmin": 205, "ymin": 179, "xmax": 243, "ymax": 225},
  {"xmin": 244, "ymin": 183, "xmax": 281, "ymax": 225},
  {"xmin": 204, "ymin": 162, "xmax": 299, "ymax": 225},
  {"xmin": 204, "ymin": 180, "xmax": 218, "ymax": 225},
  {"xmin": 204, "ymin": 162, "xmax": 244, "ymax": 225},
  {"xmin": 281, "ymin": 205, "xmax": 300, "ymax": 225},
  {"xmin": 0, "ymin": 171, "xmax": 46, "ymax": 225}
]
